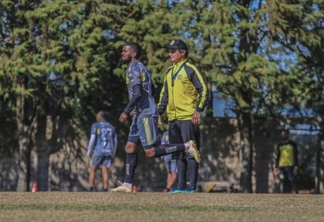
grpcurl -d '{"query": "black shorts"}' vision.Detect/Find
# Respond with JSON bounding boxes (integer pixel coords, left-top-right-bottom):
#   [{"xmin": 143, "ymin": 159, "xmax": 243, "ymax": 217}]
[{"xmin": 168, "ymin": 120, "xmax": 200, "ymax": 160}]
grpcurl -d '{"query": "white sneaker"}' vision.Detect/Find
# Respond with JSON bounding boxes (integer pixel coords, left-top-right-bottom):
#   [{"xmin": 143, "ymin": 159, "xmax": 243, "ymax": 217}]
[
  {"xmin": 186, "ymin": 140, "xmax": 201, "ymax": 163},
  {"xmin": 110, "ymin": 184, "xmax": 132, "ymax": 193}
]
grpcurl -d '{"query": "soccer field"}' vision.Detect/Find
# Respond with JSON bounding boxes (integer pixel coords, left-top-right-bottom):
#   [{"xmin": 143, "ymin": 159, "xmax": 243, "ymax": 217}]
[{"xmin": 0, "ymin": 192, "xmax": 323, "ymax": 222}]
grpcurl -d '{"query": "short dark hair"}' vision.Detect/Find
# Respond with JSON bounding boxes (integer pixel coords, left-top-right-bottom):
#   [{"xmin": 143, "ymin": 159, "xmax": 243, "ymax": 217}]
[
  {"xmin": 125, "ymin": 42, "xmax": 141, "ymax": 59},
  {"xmin": 97, "ymin": 111, "xmax": 107, "ymax": 120}
]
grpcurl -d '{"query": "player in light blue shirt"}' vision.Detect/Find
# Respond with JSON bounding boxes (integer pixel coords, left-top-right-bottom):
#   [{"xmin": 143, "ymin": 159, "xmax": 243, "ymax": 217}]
[
  {"xmin": 161, "ymin": 130, "xmax": 178, "ymax": 192},
  {"xmin": 87, "ymin": 111, "xmax": 117, "ymax": 191}
]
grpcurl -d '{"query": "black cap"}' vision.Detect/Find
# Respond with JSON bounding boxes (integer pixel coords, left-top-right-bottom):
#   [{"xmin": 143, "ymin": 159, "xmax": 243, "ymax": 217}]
[{"xmin": 164, "ymin": 39, "xmax": 187, "ymax": 50}]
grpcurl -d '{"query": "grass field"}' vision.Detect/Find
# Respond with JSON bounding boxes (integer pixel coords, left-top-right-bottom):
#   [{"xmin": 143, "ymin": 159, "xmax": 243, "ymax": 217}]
[{"xmin": 0, "ymin": 192, "xmax": 324, "ymax": 222}]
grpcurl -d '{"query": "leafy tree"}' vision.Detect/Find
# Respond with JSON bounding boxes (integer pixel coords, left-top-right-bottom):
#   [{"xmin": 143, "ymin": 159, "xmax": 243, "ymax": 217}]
[
  {"xmin": 1, "ymin": 0, "xmax": 323, "ymax": 193},
  {"xmin": 0, "ymin": 0, "xmax": 130, "ymax": 191},
  {"xmin": 267, "ymin": 0, "xmax": 324, "ymax": 192},
  {"xmin": 161, "ymin": 0, "xmax": 323, "ymax": 192}
]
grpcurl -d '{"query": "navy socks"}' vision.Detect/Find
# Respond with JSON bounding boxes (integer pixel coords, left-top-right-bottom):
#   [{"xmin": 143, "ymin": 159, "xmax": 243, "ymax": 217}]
[
  {"xmin": 124, "ymin": 153, "xmax": 138, "ymax": 184},
  {"xmin": 154, "ymin": 144, "xmax": 186, "ymax": 157}
]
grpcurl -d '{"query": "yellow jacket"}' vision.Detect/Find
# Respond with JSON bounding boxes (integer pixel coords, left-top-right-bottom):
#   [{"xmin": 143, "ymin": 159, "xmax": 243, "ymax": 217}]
[{"xmin": 158, "ymin": 59, "xmax": 209, "ymax": 121}]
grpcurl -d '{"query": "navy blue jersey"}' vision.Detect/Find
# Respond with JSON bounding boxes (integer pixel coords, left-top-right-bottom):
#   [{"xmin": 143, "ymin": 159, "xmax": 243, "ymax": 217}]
[
  {"xmin": 87, "ymin": 121, "xmax": 117, "ymax": 157},
  {"xmin": 126, "ymin": 60, "xmax": 157, "ymax": 116}
]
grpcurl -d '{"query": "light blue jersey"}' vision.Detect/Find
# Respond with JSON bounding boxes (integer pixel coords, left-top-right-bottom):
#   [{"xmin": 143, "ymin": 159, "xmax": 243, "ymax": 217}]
[
  {"xmin": 161, "ymin": 131, "xmax": 171, "ymax": 161},
  {"xmin": 161, "ymin": 131, "xmax": 177, "ymax": 173},
  {"xmin": 87, "ymin": 121, "xmax": 117, "ymax": 157}
]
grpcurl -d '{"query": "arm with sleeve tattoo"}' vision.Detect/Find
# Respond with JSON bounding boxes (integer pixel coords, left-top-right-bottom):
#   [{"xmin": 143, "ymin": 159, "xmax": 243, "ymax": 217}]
[
  {"xmin": 158, "ymin": 77, "xmax": 169, "ymax": 115},
  {"xmin": 123, "ymin": 84, "xmax": 141, "ymax": 115}
]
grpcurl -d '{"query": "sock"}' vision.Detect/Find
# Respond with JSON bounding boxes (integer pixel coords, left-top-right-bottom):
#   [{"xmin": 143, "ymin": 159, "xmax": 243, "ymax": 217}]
[
  {"xmin": 188, "ymin": 158, "xmax": 198, "ymax": 190},
  {"xmin": 176, "ymin": 159, "xmax": 187, "ymax": 190},
  {"xmin": 89, "ymin": 187, "xmax": 94, "ymax": 192},
  {"xmin": 154, "ymin": 144, "xmax": 186, "ymax": 157},
  {"xmin": 185, "ymin": 143, "xmax": 190, "ymax": 151},
  {"xmin": 124, "ymin": 182, "xmax": 132, "ymax": 188},
  {"xmin": 124, "ymin": 153, "xmax": 138, "ymax": 184}
]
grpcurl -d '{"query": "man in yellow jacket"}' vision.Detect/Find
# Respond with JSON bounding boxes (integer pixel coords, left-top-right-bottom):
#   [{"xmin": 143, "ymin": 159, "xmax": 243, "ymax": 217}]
[
  {"xmin": 158, "ymin": 39, "xmax": 209, "ymax": 193},
  {"xmin": 273, "ymin": 129, "xmax": 299, "ymax": 194}
]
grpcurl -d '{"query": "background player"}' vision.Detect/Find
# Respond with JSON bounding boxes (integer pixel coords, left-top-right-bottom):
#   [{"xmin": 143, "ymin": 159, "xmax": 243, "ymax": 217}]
[
  {"xmin": 161, "ymin": 130, "xmax": 178, "ymax": 193},
  {"xmin": 87, "ymin": 111, "xmax": 117, "ymax": 192}
]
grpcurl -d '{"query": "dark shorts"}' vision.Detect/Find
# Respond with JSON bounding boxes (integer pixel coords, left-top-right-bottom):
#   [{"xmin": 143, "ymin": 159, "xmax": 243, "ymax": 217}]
[
  {"xmin": 168, "ymin": 120, "xmax": 200, "ymax": 160},
  {"xmin": 128, "ymin": 114, "xmax": 158, "ymax": 149},
  {"xmin": 279, "ymin": 166, "xmax": 298, "ymax": 193},
  {"xmin": 91, "ymin": 155, "xmax": 112, "ymax": 167}
]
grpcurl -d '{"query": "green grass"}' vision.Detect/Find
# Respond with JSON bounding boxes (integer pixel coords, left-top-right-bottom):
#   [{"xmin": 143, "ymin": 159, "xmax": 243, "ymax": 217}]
[
  {"xmin": 0, "ymin": 203, "xmax": 250, "ymax": 212},
  {"xmin": 0, "ymin": 192, "xmax": 323, "ymax": 222}
]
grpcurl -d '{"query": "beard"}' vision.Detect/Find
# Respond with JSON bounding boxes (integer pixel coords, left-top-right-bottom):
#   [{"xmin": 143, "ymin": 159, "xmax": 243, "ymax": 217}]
[
  {"xmin": 120, "ymin": 55, "xmax": 132, "ymax": 64},
  {"xmin": 282, "ymin": 136, "xmax": 289, "ymax": 141}
]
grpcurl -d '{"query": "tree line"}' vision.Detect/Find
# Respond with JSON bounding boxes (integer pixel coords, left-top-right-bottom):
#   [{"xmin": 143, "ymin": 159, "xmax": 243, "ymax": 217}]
[{"xmin": 0, "ymin": 0, "xmax": 323, "ymax": 192}]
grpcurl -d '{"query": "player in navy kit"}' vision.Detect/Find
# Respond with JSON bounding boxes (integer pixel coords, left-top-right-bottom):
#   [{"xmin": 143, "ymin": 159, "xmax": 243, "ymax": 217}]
[
  {"xmin": 111, "ymin": 42, "xmax": 200, "ymax": 192},
  {"xmin": 161, "ymin": 130, "xmax": 178, "ymax": 193},
  {"xmin": 87, "ymin": 111, "xmax": 117, "ymax": 192}
]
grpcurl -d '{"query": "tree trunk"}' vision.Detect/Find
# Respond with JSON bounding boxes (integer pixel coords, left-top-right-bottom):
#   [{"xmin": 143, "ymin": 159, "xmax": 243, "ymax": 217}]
[
  {"xmin": 37, "ymin": 149, "xmax": 50, "ymax": 191},
  {"xmin": 35, "ymin": 115, "xmax": 53, "ymax": 191},
  {"xmin": 16, "ymin": 94, "xmax": 34, "ymax": 191},
  {"xmin": 36, "ymin": 114, "xmax": 65, "ymax": 191},
  {"xmin": 316, "ymin": 129, "xmax": 324, "ymax": 194},
  {"xmin": 238, "ymin": 112, "xmax": 253, "ymax": 193},
  {"xmin": 16, "ymin": 125, "xmax": 31, "ymax": 191}
]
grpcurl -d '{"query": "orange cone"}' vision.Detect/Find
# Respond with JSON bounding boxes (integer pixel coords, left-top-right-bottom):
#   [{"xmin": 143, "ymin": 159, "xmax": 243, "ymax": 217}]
[
  {"xmin": 132, "ymin": 185, "xmax": 137, "ymax": 193},
  {"xmin": 32, "ymin": 183, "xmax": 38, "ymax": 192}
]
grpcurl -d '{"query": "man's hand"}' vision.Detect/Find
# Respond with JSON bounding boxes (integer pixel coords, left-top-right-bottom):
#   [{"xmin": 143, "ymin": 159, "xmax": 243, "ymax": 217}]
[
  {"xmin": 158, "ymin": 115, "xmax": 164, "ymax": 125},
  {"xmin": 119, "ymin": 112, "xmax": 128, "ymax": 123},
  {"xmin": 192, "ymin": 111, "xmax": 201, "ymax": 125},
  {"xmin": 87, "ymin": 151, "xmax": 93, "ymax": 158},
  {"xmin": 293, "ymin": 167, "xmax": 298, "ymax": 176},
  {"xmin": 273, "ymin": 168, "xmax": 279, "ymax": 176}
]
